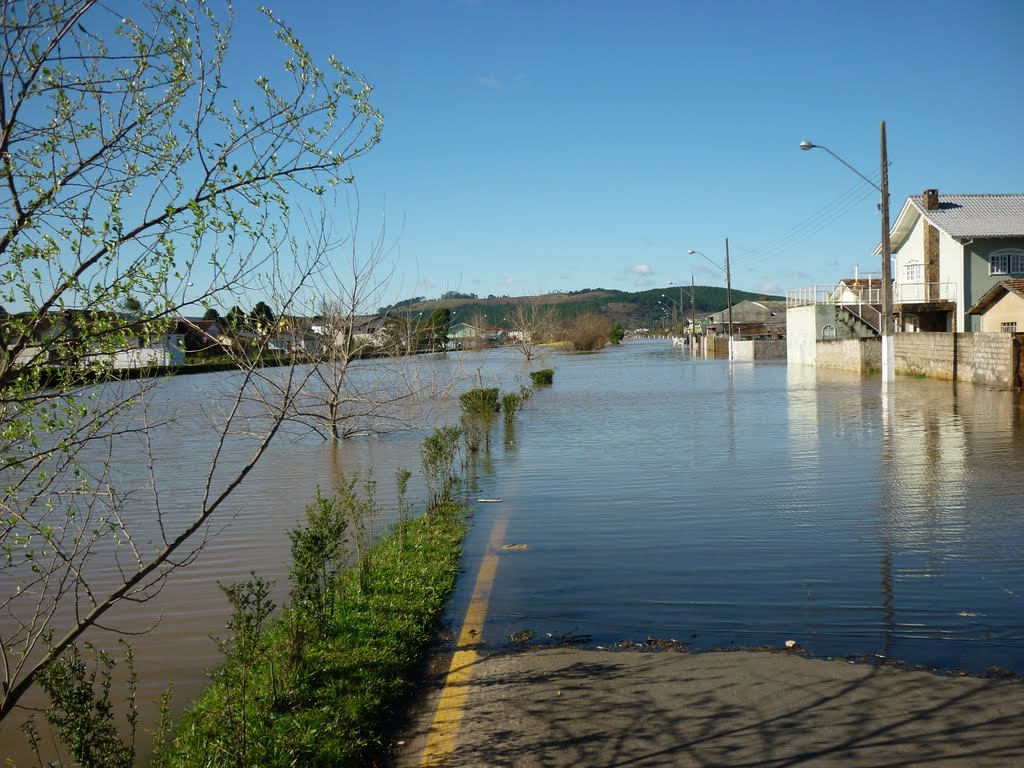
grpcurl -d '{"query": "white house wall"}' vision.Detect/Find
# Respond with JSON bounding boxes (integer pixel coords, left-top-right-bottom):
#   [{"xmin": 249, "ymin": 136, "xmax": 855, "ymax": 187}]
[
  {"xmin": 894, "ymin": 216, "xmax": 926, "ymax": 285},
  {"xmin": 939, "ymin": 229, "xmax": 966, "ymax": 331},
  {"xmin": 787, "ymin": 304, "xmax": 838, "ymax": 366}
]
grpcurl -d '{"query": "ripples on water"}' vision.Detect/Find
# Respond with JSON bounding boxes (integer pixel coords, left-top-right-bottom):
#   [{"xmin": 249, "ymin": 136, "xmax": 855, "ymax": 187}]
[{"xmin": 469, "ymin": 341, "xmax": 1024, "ymax": 675}]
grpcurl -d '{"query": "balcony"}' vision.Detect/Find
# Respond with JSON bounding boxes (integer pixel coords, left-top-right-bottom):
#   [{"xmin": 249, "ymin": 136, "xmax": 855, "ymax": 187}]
[{"xmin": 892, "ymin": 281, "xmax": 957, "ymax": 307}]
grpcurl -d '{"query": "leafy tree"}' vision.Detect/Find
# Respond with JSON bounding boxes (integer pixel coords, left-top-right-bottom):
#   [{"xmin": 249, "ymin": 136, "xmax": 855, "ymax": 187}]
[
  {"xmin": 203, "ymin": 307, "xmax": 222, "ymax": 322},
  {"xmin": 251, "ymin": 301, "xmax": 276, "ymax": 325},
  {"xmin": 0, "ymin": 0, "xmax": 382, "ymax": 724},
  {"xmin": 123, "ymin": 296, "xmax": 143, "ymax": 314},
  {"xmin": 610, "ymin": 321, "xmax": 626, "ymax": 345}
]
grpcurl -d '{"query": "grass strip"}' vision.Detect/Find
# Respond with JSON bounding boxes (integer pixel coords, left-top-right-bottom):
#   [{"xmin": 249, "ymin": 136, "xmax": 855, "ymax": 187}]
[{"xmin": 158, "ymin": 501, "xmax": 468, "ymax": 768}]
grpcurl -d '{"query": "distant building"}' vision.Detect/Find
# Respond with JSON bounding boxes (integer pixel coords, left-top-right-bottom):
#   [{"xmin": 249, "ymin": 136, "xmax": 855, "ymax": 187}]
[{"xmin": 701, "ymin": 299, "xmax": 787, "ymax": 339}]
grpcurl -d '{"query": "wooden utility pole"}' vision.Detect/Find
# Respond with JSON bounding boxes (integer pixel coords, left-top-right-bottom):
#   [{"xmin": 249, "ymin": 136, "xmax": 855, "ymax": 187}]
[
  {"xmin": 690, "ymin": 273, "xmax": 696, "ymax": 353},
  {"xmin": 880, "ymin": 120, "xmax": 894, "ymax": 383},
  {"xmin": 725, "ymin": 238, "xmax": 734, "ymax": 359}
]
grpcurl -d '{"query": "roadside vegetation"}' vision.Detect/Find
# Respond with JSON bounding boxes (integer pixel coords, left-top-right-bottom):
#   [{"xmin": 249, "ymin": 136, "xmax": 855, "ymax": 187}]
[
  {"xmin": 153, "ymin": 421, "xmax": 470, "ymax": 766},
  {"xmin": 158, "ymin": 492, "xmax": 467, "ymax": 767},
  {"xmin": 20, "ymin": 375, "xmax": 546, "ymax": 766}
]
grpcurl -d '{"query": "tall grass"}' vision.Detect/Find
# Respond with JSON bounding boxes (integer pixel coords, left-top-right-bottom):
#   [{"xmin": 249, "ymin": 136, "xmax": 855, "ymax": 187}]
[{"xmin": 159, "ymin": 481, "xmax": 468, "ymax": 767}]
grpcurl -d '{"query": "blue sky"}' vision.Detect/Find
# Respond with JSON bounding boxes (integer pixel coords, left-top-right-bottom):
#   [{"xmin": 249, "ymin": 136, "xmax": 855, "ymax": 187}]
[{"xmin": 235, "ymin": 0, "xmax": 1023, "ymax": 303}]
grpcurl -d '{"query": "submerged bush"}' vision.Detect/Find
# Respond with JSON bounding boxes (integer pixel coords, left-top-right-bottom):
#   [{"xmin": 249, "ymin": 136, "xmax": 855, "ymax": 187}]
[
  {"xmin": 422, "ymin": 426, "xmax": 462, "ymax": 505},
  {"xmin": 458, "ymin": 387, "xmax": 501, "ymax": 417},
  {"xmin": 529, "ymin": 369, "xmax": 554, "ymax": 386},
  {"xmin": 501, "ymin": 391, "xmax": 523, "ymax": 426}
]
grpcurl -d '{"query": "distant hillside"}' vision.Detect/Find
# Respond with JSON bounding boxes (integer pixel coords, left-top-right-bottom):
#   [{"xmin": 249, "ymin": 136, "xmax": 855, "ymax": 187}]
[{"xmin": 382, "ymin": 286, "xmax": 783, "ymax": 330}]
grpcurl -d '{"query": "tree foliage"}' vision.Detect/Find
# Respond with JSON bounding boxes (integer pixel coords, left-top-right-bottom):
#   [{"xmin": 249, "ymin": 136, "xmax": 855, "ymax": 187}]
[{"xmin": 0, "ymin": 0, "xmax": 382, "ymax": 724}]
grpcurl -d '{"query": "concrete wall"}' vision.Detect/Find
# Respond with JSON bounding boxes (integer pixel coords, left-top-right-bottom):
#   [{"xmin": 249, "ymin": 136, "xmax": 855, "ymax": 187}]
[
  {"xmin": 816, "ymin": 338, "xmax": 881, "ymax": 373},
  {"xmin": 787, "ymin": 304, "xmax": 838, "ymax": 366},
  {"xmin": 706, "ymin": 334, "xmax": 729, "ymax": 359},
  {"xmin": 893, "ymin": 332, "xmax": 1020, "ymax": 390},
  {"xmin": 733, "ymin": 339, "xmax": 787, "ymax": 360},
  {"xmin": 801, "ymin": 331, "xmax": 1021, "ymax": 389},
  {"xmin": 893, "ymin": 333, "xmax": 955, "ymax": 380}
]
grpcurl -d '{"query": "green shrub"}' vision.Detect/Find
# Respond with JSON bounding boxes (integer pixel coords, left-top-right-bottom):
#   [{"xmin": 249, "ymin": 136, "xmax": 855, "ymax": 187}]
[
  {"xmin": 421, "ymin": 426, "xmax": 462, "ymax": 506},
  {"xmin": 458, "ymin": 387, "xmax": 501, "ymax": 417},
  {"xmin": 160, "ymin": 494, "xmax": 469, "ymax": 768},
  {"xmin": 501, "ymin": 391, "xmax": 523, "ymax": 426},
  {"xmin": 529, "ymin": 369, "xmax": 554, "ymax": 386}
]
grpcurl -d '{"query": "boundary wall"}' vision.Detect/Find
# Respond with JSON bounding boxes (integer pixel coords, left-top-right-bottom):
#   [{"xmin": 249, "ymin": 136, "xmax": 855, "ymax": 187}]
[
  {"xmin": 816, "ymin": 338, "xmax": 881, "ymax": 373},
  {"xmin": 894, "ymin": 332, "xmax": 1021, "ymax": 390},
  {"xmin": 733, "ymin": 339, "xmax": 787, "ymax": 360},
  {"xmin": 806, "ymin": 333, "xmax": 1021, "ymax": 390}
]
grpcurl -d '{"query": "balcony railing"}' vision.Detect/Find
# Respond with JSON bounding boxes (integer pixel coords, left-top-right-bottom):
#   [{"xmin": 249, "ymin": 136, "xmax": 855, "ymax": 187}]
[{"xmin": 892, "ymin": 281, "xmax": 957, "ymax": 305}]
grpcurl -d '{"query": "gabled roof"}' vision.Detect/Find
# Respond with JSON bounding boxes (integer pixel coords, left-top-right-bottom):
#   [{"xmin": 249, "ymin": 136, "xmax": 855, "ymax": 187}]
[
  {"xmin": 886, "ymin": 193, "xmax": 1024, "ymax": 253},
  {"xmin": 966, "ymin": 278, "xmax": 1024, "ymax": 316}
]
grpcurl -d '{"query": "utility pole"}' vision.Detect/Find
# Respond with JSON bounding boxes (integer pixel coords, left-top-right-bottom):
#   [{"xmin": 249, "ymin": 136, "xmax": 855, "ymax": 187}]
[
  {"xmin": 880, "ymin": 120, "xmax": 894, "ymax": 384},
  {"xmin": 725, "ymin": 238, "xmax": 734, "ymax": 360},
  {"xmin": 690, "ymin": 273, "xmax": 696, "ymax": 355}
]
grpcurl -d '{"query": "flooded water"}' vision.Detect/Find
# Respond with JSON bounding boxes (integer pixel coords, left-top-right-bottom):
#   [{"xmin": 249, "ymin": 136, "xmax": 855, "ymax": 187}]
[
  {"xmin": 3, "ymin": 339, "xmax": 1024, "ymax": 761},
  {"xmin": 467, "ymin": 341, "xmax": 1024, "ymax": 674}
]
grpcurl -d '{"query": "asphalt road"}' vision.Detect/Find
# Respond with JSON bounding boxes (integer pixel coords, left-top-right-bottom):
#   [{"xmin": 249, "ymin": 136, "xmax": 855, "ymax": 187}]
[{"xmin": 395, "ymin": 646, "xmax": 1024, "ymax": 767}]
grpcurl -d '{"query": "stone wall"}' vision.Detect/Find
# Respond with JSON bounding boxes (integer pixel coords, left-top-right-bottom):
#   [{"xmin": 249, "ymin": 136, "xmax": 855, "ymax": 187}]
[
  {"xmin": 893, "ymin": 333, "xmax": 955, "ymax": 380},
  {"xmin": 955, "ymin": 333, "xmax": 1019, "ymax": 389},
  {"xmin": 893, "ymin": 332, "xmax": 1020, "ymax": 389},
  {"xmin": 816, "ymin": 338, "xmax": 881, "ymax": 372}
]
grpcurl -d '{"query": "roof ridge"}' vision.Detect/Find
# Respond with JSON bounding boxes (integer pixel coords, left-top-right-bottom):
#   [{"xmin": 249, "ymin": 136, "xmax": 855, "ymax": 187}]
[{"xmin": 911, "ymin": 192, "xmax": 1024, "ymax": 198}]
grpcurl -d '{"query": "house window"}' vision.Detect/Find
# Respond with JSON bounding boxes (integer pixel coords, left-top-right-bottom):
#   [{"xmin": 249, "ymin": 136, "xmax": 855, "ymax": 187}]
[
  {"xmin": 905, "ymin": 261, "xmax": 923, "ymax": 282},
  {"xmin": 821, "ymin": 324, "xmax": 837, "ymax": 340},
  {"xmin": 989, "ymin": 249, "xmax": 1024, "ymax": 276},
  {"xmin": 1002, "ymin": 322, "xmax": 1018, "ymax": 333}
]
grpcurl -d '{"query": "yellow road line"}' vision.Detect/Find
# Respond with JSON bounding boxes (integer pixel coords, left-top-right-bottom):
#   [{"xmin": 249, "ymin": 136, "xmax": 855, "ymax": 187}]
[{"xmin": 419, "ymin": 512, "xmax": 508, "ymax": 766}]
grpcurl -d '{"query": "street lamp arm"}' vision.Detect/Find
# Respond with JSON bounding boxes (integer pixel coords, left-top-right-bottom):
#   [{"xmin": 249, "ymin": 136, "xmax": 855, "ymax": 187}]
[
  {"xmin": 687, "ymin": 248, "xmax": 726, "ymax": 275},
  {"xmin": 799, "ymin": 140, "xmax": 881, "ymax": 192}
]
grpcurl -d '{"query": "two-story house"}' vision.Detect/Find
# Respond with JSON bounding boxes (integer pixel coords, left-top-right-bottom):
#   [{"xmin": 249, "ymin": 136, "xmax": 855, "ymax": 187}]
[{"xmin": 886, "ymin": 189, "xmax": 1024, "ymax": 332}]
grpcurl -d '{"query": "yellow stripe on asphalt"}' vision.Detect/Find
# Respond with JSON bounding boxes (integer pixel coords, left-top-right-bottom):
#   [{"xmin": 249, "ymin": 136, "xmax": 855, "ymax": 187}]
[{"xmin": 419, "ymin": 511, "xmax": 509, "ymax": 766}]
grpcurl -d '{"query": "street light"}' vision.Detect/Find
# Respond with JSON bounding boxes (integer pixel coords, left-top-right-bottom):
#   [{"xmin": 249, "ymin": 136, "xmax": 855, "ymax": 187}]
[
  {"xmin": 689, "ymin": 241, "xmax": 734, "ymax": 359},
  {"xmin": 660, "ymin": 293, "xmax": 682, "ymax": 326},
  {"xmin": 800, "ymin": 121, "xmax": 893, "ymax": 384}
]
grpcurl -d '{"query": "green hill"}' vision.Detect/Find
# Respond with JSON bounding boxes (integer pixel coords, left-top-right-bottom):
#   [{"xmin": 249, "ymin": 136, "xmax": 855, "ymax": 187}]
[{"xmin": 382, "ymin": 286, "xmax": 782, "ymax": 331}]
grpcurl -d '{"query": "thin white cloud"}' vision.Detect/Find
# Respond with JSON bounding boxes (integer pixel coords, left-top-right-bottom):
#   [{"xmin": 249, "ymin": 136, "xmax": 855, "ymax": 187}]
[
  {"xmin": 477, "ymin": 74, "xmax": 502, "ymax": 89},
  {"xmin": 501, "ymin": 276, "xmax": 514, "ymax": 287},
  {"xmin": 630, "ymin": 263, "xmax": 652, "ymax": 275}
]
